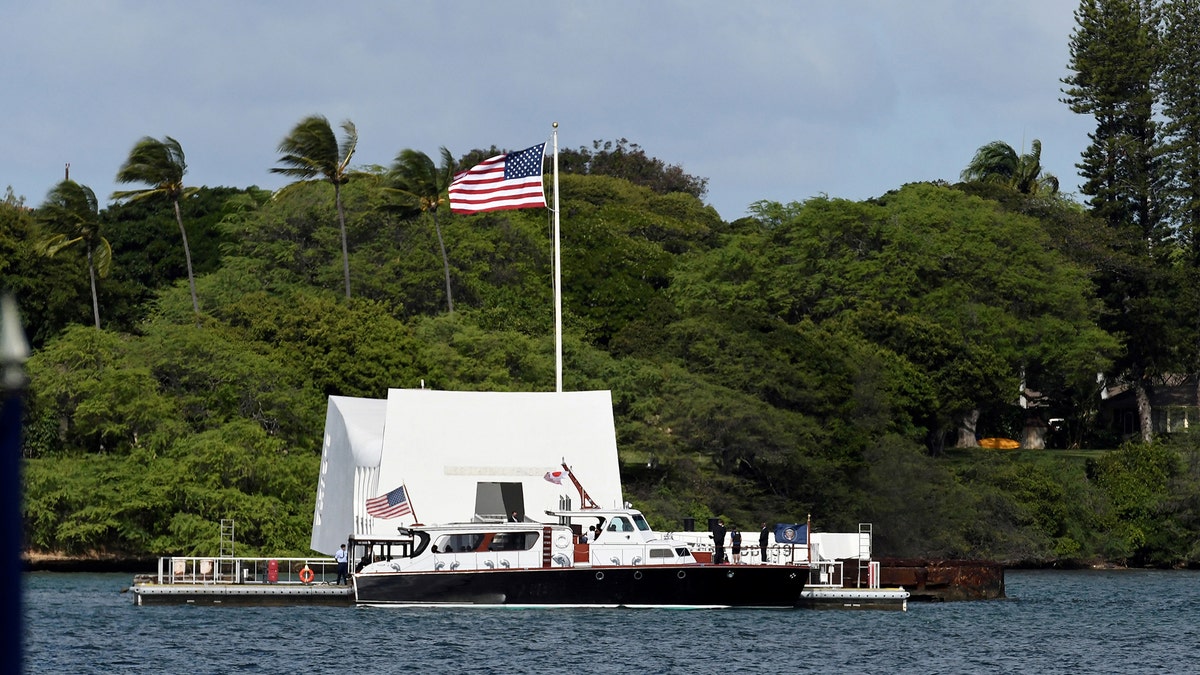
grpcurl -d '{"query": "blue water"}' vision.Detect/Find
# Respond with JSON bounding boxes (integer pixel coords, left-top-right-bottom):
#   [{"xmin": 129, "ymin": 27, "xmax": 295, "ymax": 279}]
[{"xmin": 19, "ymin": 569, "xmax": 1200, "ymax": 673}]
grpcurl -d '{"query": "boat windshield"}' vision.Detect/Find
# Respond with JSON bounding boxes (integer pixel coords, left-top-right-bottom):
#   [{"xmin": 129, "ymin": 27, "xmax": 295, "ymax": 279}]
[
  {"xmin": 606, "ymin": 517, "xmax": 633, "ymax": 532},
  {"xmin": 631, "ymin": 514, "xmax": 651, "ymax": 531}
]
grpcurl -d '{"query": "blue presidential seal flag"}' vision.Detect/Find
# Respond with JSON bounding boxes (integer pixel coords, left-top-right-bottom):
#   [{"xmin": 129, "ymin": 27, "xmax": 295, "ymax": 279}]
[{"xmin": 774, "ymin": 523, "xmax": 808, "ymax": 544}]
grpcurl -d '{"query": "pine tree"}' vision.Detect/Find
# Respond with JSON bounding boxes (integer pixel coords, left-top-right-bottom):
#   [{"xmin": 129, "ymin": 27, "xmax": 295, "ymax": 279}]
[
  {"xmin": 1061, "ymin": 0, "xmax": 1172, "ymax": 442},
  {"xmin": 1159, "ymin": 0, "xmax": 1200, "ymax": 390},
  {"xmin": 1160, "ymin": 0, "xmax": 1200, "ymax": 255},
  {"xmin": 1062, "ymin": 0, "xmax": 1164, "ymax": 245}
]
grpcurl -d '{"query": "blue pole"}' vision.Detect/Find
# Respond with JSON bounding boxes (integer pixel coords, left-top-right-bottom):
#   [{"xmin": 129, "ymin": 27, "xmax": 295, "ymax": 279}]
[{"xmin": 2, "ymin": 293, "xmax": 30, "ymax": 675}]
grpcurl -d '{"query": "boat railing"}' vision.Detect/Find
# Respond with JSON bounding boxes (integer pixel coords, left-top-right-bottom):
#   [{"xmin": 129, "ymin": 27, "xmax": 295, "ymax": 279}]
[
  {"xmin": 660, "ymin": 533, "xmax": 814, "ymax": 565},
  {"xmin": 806, "ymin": 559, "xmax": 883, "ymax": 589},
  {"xmin": 150, "ymin": 556, "xmax": 339, "ymax": 585}
]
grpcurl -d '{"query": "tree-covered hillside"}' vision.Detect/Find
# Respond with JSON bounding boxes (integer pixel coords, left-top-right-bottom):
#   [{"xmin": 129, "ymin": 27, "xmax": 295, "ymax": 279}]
[{"xmin": 7, "ymin": 153, "xmax": 1200, "ymax": 568}]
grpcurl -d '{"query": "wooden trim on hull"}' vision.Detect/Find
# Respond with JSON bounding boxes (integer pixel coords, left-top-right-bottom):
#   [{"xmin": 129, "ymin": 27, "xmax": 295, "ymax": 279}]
[{"xmin": 354, "ymin": 564, "xmax": 806, "ymax": 608}]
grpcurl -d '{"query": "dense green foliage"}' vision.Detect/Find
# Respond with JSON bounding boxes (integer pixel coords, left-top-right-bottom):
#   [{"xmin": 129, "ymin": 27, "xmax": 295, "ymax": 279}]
[
  {"xmin": 7, "ymin": 165, "xmax": 1200, "ymax": 567},
  {"xmin": 10, "ymin": 1, "xmax": 1200, "ymax": 566}
]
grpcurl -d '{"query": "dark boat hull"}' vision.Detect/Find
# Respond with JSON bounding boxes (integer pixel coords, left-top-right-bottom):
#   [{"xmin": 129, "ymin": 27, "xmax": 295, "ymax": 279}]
[{"xmin": 354, "ymin": 564, "xmax": 806, "ymax": 607}]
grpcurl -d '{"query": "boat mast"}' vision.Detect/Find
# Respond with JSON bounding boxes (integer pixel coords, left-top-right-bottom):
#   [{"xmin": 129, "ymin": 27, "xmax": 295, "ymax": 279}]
[{"xmin": 560, "ymin": 462, "xmax": 599, "ymax": 509}]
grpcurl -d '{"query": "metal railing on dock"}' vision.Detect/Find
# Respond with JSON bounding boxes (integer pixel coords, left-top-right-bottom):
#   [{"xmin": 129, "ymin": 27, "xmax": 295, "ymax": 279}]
[
  {"xmin": 151, "ymin": 556, "xmax": 339, "ymax": 585},
  {"xmin": 807, "ymin": 559, "xmax": 883, "ymax": 589}
]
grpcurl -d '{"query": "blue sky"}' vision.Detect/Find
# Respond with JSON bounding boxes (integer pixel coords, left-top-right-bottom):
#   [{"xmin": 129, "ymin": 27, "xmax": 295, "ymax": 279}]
[{"xmin": 1, "ymin": 1, "xmax": 1091, "ymax": 222}]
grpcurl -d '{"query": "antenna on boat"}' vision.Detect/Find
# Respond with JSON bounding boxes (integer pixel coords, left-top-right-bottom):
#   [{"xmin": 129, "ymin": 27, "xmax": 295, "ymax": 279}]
[{"xmin": 560, "ymin": 461, "xmax": 599, "ymax": 510}]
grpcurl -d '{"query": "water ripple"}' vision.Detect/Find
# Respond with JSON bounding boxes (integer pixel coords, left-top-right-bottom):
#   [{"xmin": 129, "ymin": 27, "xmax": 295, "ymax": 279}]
[{"xmin": 18, "ymin": 569, "xmax": 1200, "ymax": 674}]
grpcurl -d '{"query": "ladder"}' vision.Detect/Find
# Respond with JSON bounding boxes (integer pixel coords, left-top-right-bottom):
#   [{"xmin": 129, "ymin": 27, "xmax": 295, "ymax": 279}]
[
  {"xmin": 220, "ymin": 519, "xmax": 236, "ymax": 558},
  {"xmin": 219, "ymin": 519, "xmax": 236, "ymax": 581},
  {"xmin": 857, "ymin": 523, "xmax": 872, "ymax": 588}
]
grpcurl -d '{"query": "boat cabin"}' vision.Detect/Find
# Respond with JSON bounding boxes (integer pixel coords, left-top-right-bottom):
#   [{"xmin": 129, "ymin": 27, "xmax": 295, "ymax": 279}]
[{"xmin": 350, "ymin": 507, "xmax": 697, "ymax": 576}]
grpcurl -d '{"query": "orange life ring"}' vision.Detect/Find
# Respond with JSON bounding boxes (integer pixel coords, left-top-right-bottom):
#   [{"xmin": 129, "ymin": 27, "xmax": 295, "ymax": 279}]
[{"xmin": 299, "ymin": 566, "xmax": 314, "ymax": 584}]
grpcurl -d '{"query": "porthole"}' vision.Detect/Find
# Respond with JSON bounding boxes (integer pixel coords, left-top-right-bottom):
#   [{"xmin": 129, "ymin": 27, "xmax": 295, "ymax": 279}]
[
  {"xmin": 677, "ymin": 570, "xmax": 686, "ymax": 579},
  {"xmin": 595, "ymin": 571, "xmax": 604, "ymax": 581},
  {"xmin": 634, "ymin": 571, "xmax": 643, "ymax": 580}
]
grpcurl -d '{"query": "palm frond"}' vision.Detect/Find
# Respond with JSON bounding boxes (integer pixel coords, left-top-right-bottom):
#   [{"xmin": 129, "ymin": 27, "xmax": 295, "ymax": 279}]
[
  {"xmin": 41, "ymin": 180, "xmax": 99, "ymax": 226},
  {"xmin": 961, "ymin": 140, "xmax": 1019, "ymax": 183},
  {"xmin": 92, "ymin": 237, "xmax": 113, "ymax": 278},
  {"xmin": 36, "ymin": 233, "xmax": 80, "ymax": 256},
  {"xmin": 36, "ymin": 181, "xmax": 103, "ymax": 257},
  {"xmin": 389, "ymin": 146, "xmax": 455, "ymax": 212},
  {"xmin": 111, "ymin": 187, "xmax": 163, "ymax": 203},
  {"xmin": 337, "ymin": 120, "xmax": 358, "ymax": 176},
  {"xmin": 271, "ymin": 115, "xmax": 340, "ymax": 180},
  {"xmin": 114, "ymin": 136, "xmax": 187, "ymax": 200}
]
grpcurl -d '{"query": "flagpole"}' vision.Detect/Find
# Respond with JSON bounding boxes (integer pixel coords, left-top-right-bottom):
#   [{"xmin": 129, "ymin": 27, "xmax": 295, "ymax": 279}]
[
  {"xmin": 405, "ymin": 482, "xmax": 419, "ymax": 525},
  {"xmin": 552, "ymin": 122, "xmax": 562, "ymax": 393}
]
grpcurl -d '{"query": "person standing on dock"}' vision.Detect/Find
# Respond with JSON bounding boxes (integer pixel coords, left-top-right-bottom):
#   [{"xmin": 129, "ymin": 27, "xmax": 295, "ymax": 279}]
[
  {"xmin": 334, "ymin": 544, "xmax": 348, "ymax": 585},
  {"xmin": 759, "ymin": 522, "xmax": 770, "ymax": 563},
  {"xmin": 711, "ymin": 519, "xmax": 727, "ymax": 564}
]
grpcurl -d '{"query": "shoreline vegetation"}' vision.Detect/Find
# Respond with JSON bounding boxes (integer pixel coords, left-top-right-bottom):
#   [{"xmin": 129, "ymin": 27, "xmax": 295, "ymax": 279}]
[{"xmin": 23, "ymin": 551, "xmax": 157, "ymax": 573}]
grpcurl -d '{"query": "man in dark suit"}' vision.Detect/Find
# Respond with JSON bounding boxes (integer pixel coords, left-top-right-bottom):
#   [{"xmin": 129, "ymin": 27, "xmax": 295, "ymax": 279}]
[
  {"xmin": 711, "ymin": 519, "xmax": 727, "ymax": 564},
  {"xmin": 759, "ymin": 522, "xmax": 770, "ymax": 563}
]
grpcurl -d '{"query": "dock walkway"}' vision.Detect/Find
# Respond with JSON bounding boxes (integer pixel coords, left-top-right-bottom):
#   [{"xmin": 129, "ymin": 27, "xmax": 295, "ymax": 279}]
[{"xmin": 129, "ymin": 555, "xmax": 353, "ymax": 606}]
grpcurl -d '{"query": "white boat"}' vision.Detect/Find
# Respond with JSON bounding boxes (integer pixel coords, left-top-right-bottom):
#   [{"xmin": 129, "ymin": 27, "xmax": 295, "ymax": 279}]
[
  {"xmin": 351, "ymin": 509, "xmax": 806, "ymax": 608},
  {"xmin": 350, "ymin": 468, "xmax": 807, "ymax": 608}
]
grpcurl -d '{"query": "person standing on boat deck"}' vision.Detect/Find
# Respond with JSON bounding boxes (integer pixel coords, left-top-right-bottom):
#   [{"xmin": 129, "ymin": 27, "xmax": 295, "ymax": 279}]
[
  {"xmin": 711, "ymin": 519, "xmax": 727, "ymax": 564},
  {"xmin": 509, "ymin": 511, "xmax": 519, "ymax": 522},
  {"xmin": 730, "ymin": 527, "xmax": 743, "ymax": 564},
  {"xmin": 334, "ymin": 544, "xmax": 348, "ymax": 585},
  {"xmin": 759, "ymin": 522, "xmax": 770, "ymax": 563}
]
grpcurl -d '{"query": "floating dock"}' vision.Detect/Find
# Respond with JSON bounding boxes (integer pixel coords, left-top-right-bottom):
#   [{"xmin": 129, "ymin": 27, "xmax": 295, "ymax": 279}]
[
  {"xmin": 131, "ymin": 581, "xmax": 353, "ymax": 606},
  {"xmin": 128, "ymin": 555, "xmax": 353, "ymax": 606},
  {"xmin": 799, "ymin": 586, "xmax": 909, "ymax": 611}
]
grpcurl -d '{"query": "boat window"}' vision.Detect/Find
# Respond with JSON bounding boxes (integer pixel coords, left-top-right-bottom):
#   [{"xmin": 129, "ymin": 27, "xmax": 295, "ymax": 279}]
[
  {"xmin": 448, "ymin": 533, "xmax": 484, "ymax": 552},
  {"xmin": 608, "ymin": 517, "xmax": 633, "ymax": 532},
  {"xmin": 648, "ymin": 548, "xmax": 674, "ymax": 559},
  {"xmin": 675, "ymin": 547, "xmax": 692, "ymax": 558},
  {"xmin": 632, "ymin": 514, "xmax": 651, "ymax": 531},
  {"xmin": 488, "ymin": 532, "xmax": 535, "ymax": 551}
]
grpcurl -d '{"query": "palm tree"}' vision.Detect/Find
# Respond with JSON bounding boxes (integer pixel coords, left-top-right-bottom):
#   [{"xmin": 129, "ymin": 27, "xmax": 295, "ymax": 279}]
[
  {"xmin": 112, "ymin": 136, "xmax": 201, "ymax": 322},
  {"xmin": 271, "ymin": 115, "xmax": 358, "ymax": 300},
  {"xmin": 388, "ymin": 147, "xmax": 457, "ymax": 313},
  {"xmin": 961, "ymin": 139, "xmax": 1060, "ymax": 196},
  {"xmin": 37, "ymin": 180, "xmax": 111, "ymax": 329}
]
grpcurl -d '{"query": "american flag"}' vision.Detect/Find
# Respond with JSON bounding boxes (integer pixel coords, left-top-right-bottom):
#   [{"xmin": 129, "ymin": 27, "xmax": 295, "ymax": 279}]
[
  {"xmin": 448, "ymin": 143, "xmax": 546, "ymax": 213},
  {"xmin": 366, "ymin": 485, "xmax": 413, "ymax": 520}
]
